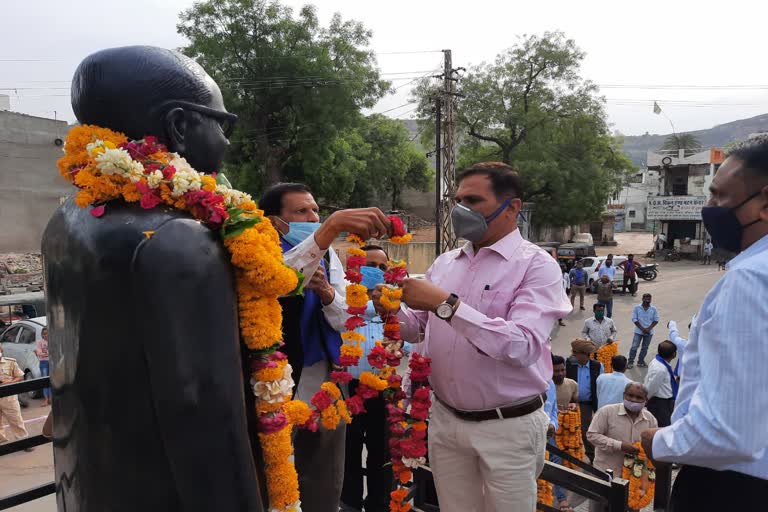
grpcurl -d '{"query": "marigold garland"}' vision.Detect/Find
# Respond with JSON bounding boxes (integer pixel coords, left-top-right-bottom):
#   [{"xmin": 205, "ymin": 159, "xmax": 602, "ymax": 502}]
[
  {"xmin": 594, "ymin": 341, "xmax": 618, "ymax": 373},
  {"xmin": 555, "ymin": 409, "xmax": 586, "ymax": 469},
  {"xmin": 623, "ymin": 442, "xmax": 655, "ymax": 511},
  {"xmin": 57, "ymin": 125, "xmax": 430, "ymax": 512},
  {"xmin": 58, "ymin": 125, "xmax": 304, "ymax": 512}
]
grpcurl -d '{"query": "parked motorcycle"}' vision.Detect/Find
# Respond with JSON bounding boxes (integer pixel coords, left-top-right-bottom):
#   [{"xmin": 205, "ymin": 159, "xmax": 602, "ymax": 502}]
[
  {"xmin": 637, "ymin": 263, "xmax": 659, "ymax": 281},
  {"xmin": 663, "ymin": 249, "xmax": 681, "ymax": 262}
]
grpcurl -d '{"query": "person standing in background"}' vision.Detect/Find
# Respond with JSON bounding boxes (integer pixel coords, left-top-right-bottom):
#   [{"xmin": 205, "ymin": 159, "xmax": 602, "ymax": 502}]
[
  {"xmin": 619, "ymin": 254, "xmax": 638, "ymax": 296},
  {"xmin": 568, "ymin": 260, "xmax": 589, "ymax": 311},
  {"xmin": 627, "ymin": 294, "xmax": 659, "ymax": 369},
  {"xmin": 596, "ymin": 355, "xmax": 632, "ymax": 409},
  {"xmin": 644, "ymin": 341, "xmax": 678, "ymax": 427},
  {"xmin": 702, "ymin": 239, "xmax": 713, "ymax": 265},
  {"xmin": 35, "ymin": 327, "xmax": 50, "ymax": 407},
  {"xmin": 595, "ymin": 275, "xmax": 615, "ymax": 319},
  {"xmin": 0, "ymin": 345, "xmax": 30, "ymax": 446},
  {"xmin": 566, "ymin": 339, "xmax": 603, "ymax": 461},
  {"xmin": 581, "ymin": 303, "xmax": 616, "ymax": 349}
]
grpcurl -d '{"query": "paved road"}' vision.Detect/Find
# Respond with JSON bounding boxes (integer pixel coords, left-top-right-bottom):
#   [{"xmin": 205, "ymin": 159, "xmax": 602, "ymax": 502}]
[{"xmin": 551, "ymin": 259, "xmax": 722, "ymax": 383}]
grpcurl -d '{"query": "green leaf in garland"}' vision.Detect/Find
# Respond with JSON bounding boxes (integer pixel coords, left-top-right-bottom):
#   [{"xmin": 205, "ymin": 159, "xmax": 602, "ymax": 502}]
[{"xmin": 215, "ymin": 172, "xmax": 233, "ymax": 188}]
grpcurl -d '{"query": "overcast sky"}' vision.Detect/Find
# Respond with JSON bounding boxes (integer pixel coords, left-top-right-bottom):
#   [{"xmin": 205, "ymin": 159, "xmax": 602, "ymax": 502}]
[{"xmin": 2, "ymin": 0, "xmax": 767, "ymax": 136}]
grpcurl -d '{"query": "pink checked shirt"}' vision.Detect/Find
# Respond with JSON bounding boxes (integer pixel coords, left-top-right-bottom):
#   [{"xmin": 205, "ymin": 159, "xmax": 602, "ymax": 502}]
[{"xmin": 400, "ymin": 229, "xmax": 572, "ymax": 411}]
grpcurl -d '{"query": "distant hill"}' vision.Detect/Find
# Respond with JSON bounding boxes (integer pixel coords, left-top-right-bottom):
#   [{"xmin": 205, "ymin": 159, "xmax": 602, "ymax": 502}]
[{"xmin": 621, "ymin": 113, "xmax": 768, "ymax": 167}]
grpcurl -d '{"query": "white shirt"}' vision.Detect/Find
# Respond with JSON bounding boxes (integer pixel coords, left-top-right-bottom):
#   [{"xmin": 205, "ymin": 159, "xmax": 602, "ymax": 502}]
[
  {"xmin": 653, "ymin": 234, "xmax": 768, "ymax": 479},
  {"xmin": 598, "ymin": 264, "xmax": 616, "ymax": 280},
  {"xmin": 581, "ymin": 317, "xmax": 617, "ymax": 347},
  {"xmin": 667, "ymin": 319, "xmax": 690, "ymax": 373},
  {"xmin": 282, "ymin": 234, "xmax": 349, "ymax": 332},
  {"xmin": 644, "ymin": 358, "xmax": 674, "ymax": 399},
  {"xmin": 561, "ymin": 273, "xmax": 570, "ymax": 292},
  {"xmin": 704, "ymin": 242, "xmax": 713, "ymax": 255}
]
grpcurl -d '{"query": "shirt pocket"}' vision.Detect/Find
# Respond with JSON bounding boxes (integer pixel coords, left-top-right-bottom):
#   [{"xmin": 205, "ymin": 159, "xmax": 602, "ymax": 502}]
[{"xmin": 479, "ymin": 290, "xmax": 515, "ymax": 320}]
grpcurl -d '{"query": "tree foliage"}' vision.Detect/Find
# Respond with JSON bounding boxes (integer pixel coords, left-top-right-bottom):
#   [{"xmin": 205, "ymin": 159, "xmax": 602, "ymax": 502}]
[
  {"xmin": 661, "ymin": 133, "xmax": 702, "ymax": 156},
  {"xmin": 414, "ymin": 31, "xmax": 634, "ymax": 226},
  {"xmin": 178, "ymin": 0, "xmax": 390, "ymax": 200}
]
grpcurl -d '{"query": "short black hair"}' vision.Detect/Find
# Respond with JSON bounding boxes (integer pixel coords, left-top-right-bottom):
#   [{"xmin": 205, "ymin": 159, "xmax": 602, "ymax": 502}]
[
  {"xmin": 551, "ymin": 355, "xmax": 565, "ymax": 366},
  {"xmin": 457, "ymin": 162, "xmax": 524, "ymax": 200},
  {"xmin": 258, "ymin": 183, "xmax": 313, "ymax": 217},
  {"xmin": 593, "ymin": 303, "xmax": 606, "ymax": 311},
  {"xmin": 611, "ymin": 355, "xmax": 627, "ymax": 372},
  {"xmin": 361, "ymin": 244, "xmax": 389, "ymax": 259},
  {"xmin": 658, "ymin": 341, "xmax": 677, "ymax": 359},
  {"xmin": 643, "ymin": 293, "xmax": 652, "ymax": 299},
  {"xmin": 727, "ymin": 135, "xmax": 768, "ymax": 178},
  {"xmin": 628, "ymin": 254, "xmax": 634, "ymax": 258}
]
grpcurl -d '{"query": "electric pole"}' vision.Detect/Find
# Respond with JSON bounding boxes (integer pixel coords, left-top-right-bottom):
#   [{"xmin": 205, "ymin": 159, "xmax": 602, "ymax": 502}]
[
  {"xmin": 437, "ymin": 49, "xmax": 459, "ymax": 254},
  {"xmin": 434, "ymin": 97, "xmax": 442, "ymax": 256}
]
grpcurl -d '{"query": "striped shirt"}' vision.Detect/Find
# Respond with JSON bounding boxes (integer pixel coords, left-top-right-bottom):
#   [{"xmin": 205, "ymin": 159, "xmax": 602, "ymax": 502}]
[{"xmin": 653, "ymin": 233, "xmax": 768, "ymax": 479}]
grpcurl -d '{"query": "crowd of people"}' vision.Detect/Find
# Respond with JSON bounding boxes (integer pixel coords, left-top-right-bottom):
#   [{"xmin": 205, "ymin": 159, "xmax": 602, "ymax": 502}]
[{"xmin": 2, "ymin": 134, "xmax": 767, "ymax": 511}]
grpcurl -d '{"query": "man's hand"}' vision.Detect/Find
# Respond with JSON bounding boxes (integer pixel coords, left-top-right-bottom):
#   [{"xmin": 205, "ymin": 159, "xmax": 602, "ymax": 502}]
[
  {"xmin": 305, "ymin": 267, "xmax": 335, "ymax": 305},
  {"xmin": 547, "ymin": 424, "xmax": 556, "ymax": 438},
  {"xmin": 641, "ymin": 428, "xmax": 659, "ymax": 461},
  {"xmin": 642, "ymin": 328, "xmax": 650, "ymax": 335},
  {"xmin": 621, "ymin": 441, "xmax": 640, "ymax": 455},
  {"xmin": 567, "ymin": 403, "xmax": 578, "ymax": 412},
  {"xmin": 401, "ymin": 278, "xmax": 450, "ymax": 312},
  {"xmin": 313, "ymin": 208, "xmax": 391, "ymax": 249}
]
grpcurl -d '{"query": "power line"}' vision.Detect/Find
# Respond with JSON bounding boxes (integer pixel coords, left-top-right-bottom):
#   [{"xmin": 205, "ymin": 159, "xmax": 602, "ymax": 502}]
[{"xmin": 373, "ymin": 102, "xmax": 417, "ymax": 115}]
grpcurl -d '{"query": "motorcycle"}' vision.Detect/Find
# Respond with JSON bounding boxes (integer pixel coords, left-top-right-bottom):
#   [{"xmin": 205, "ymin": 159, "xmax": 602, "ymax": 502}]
[
  {"xmin": 663, "ymin": 248, "xmax": 681, "ymax": 262},
  {"xmin": 636, "ymin": 263, "xmax": 659, "ymax": 281}
]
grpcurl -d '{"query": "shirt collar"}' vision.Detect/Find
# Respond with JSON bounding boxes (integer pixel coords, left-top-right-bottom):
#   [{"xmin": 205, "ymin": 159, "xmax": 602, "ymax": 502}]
[
  {"xmin": 728, "ymin": 233, "xmax": 768, "ymax": 270},
  {"xmin": 457, "ymin": 229, "xmax": 523, "ymax": 261}
]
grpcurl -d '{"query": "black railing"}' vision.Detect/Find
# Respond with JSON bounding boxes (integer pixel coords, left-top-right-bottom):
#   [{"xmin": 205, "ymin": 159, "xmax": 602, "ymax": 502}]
[{"xmin": 0, "ymin": 377, "xmax": 55, "ymax": 511}]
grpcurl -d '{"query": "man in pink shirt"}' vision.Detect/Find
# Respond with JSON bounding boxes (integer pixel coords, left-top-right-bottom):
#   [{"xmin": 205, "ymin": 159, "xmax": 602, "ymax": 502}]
[{"xmin": 375, "ymin": 162, "xmax": 572, "ymax": 512}]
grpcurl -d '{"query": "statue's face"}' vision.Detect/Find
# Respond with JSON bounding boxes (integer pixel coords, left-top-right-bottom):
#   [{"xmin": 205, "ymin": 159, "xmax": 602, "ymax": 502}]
[{"xmin": 177, "ymin": 81, "xmax": 235, "ymax": 173}]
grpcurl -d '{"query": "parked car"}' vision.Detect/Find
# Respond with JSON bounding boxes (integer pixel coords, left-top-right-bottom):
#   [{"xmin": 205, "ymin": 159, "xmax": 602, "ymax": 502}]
[
  {"xmin": 0, "ymin": 316, "xmax": 46, "ymax": 401},
  {"xmin": 571, "ymin": 233, "xmax": 595, "ymax": 246}
]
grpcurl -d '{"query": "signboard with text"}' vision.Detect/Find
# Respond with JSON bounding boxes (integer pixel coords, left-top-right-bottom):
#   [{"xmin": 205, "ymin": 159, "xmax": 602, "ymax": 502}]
[{"xmin": 646, "ymin": 196, "xmax": 706, "ymax": 220}]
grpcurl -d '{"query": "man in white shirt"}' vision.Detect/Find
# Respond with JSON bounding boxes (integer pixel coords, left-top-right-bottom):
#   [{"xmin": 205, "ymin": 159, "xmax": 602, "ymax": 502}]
[
  {"xmin": 702, "ymin": 239, "xmax": 713, "ymax": 265},
  {"xmin": 643, "ymin": 341, "xmax": 677, "ymax": 427},
  {"xmin": 260, "ymin": 182, "xmax": 391, "ymax": 512},
  {"xmin": 597, "ymin": 254, "xmax": 616, "ymax": 281},
  {"xmin": 581, "ymin": 303, "xmax": 616, "ymax": 348},
  {"xmin": 596, "ymin": 355, "xmax": 632, "ymax": 409},
  {"xmin": 642, "ymin": 136, "xmax": 768, "ymax": 510}
]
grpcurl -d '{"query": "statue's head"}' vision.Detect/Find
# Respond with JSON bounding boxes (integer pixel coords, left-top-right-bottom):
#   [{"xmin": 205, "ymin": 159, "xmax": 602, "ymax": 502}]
[{"xmin": 71, "ymin": 46, "xmax": 237, "ymax": 173}]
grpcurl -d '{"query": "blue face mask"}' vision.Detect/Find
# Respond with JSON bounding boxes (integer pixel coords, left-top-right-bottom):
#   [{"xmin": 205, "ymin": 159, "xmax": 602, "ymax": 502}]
[
  {"xmin": 279, "ymin": 220, "xmax": 320, "ymax": 247},
  {"xmin": 360, "ymin": 266, "xmax": 385, "ymax": 290}
]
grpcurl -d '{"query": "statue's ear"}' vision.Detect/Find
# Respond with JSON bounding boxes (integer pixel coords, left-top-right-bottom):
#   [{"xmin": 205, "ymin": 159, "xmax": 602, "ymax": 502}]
[{"xmin": 164, "ymin": 107, "xmax": 187, "ymax": 154}]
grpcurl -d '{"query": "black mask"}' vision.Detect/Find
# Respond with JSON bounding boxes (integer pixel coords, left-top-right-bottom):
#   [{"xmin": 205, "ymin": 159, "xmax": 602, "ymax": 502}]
[{"xmin": 701, "ymin": 191, "xmax": 764, "ymax": 254}]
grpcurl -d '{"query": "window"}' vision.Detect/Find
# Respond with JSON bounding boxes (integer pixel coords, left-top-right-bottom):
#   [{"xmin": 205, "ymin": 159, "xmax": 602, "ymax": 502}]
[
  {"xmin": 0, "ymin": 326, "xmax": 20, "ymax": 344},
  {"xmin": 628, "ymin": 210, "xmax": 636, "ymax": 218},
  {"xmin": 18, "ymin": 326, "xmax": 36, "ymax": 344}
]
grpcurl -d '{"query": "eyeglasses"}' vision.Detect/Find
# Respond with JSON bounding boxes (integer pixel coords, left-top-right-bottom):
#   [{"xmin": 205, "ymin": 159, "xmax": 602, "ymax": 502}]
[
  {"xmin": 366, "ymin": 262, "xmax": 388, "ymax": 271},
  {"xmin": 157, "ymin": 100, "xmax": 239, "ymax": 138}
]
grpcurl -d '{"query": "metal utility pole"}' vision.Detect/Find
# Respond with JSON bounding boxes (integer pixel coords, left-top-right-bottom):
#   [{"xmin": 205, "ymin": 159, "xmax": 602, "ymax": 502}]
[
  {"xmin": 434, "ymin": 97, "xmax": 442, "ymax": 257},
  {"xmin": 437, "ymin": 49, "xmax": 459, "ymax": 254}
]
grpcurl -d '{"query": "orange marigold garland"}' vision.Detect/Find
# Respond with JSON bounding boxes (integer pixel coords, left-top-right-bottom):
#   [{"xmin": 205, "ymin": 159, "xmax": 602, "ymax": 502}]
[
  {"xmin": 58, "ymin": 125, "xmax": 305, "ymax": 512},
  {"xmin": 555, "ymin": 409, "xmax": 586, "ymax": 469},
  {"xmin": 536, "ymin": 453, "xmax": 554, "ymax": 506},
  {"xmin": 623, "ymin": 442, "xmax": 655, "ymax": 510},
  {"xmin": 594, "ymin": 341, "xmax": 618, "ymax": 373}
]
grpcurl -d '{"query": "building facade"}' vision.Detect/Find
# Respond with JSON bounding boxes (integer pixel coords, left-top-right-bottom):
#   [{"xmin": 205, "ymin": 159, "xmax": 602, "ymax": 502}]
[
  {"xmin": 607, "ymin": 169, "xmax": 660, "ymax": 232},
  {"xmin": 645, "ymin": 148, "xmax": 724, "ymax": 257},
  {"xmin": 0, "ymin": 109, "xmax": 72, "ymax": 252}
]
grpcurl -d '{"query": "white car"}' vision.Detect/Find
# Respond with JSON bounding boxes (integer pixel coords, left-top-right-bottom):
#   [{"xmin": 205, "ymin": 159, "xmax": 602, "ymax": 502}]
[
  {"xmin": 0, "ymin": 317, "xmax": 47, "ymax": 399},
  {"xmin": 579, "ymin": 256, "xmax": 626, "ymax": 290}
]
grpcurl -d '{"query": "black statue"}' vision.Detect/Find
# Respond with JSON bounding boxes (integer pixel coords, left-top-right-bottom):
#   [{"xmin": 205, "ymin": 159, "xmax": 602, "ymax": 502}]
[{"xmin": 42, "ymin": 46, "xmax": 264, "ymax": 512}]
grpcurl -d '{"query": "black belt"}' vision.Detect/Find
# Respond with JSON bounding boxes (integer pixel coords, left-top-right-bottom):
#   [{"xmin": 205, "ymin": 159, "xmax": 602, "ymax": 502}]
[{"xmin": 436, "ymin": 393, "xmax": 546, "ymax": 422}]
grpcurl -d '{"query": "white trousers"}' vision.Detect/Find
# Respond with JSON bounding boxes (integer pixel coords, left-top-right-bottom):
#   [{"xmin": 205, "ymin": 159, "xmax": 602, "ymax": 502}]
[{"xmin": 428, "ymin": 399, "xmax": 548, "ymax": 512}]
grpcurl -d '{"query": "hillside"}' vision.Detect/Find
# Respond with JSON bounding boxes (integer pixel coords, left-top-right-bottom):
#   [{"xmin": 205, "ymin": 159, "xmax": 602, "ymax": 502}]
[{"xmin": 621, "ymin": 113, "xmax": 768, "ymax": 166}]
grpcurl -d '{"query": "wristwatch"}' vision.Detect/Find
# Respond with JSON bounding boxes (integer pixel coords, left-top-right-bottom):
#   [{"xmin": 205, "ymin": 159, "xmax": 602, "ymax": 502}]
[{"xmin": 435, "ymin": 293, "xmax": 460, "ymax": 320}]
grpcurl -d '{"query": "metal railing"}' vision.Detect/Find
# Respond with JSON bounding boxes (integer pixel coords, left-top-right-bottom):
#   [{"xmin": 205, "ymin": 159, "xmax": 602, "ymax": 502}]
[{"xmin": 0, "ymin": 377, "xmax": 55, "ymax": 511}]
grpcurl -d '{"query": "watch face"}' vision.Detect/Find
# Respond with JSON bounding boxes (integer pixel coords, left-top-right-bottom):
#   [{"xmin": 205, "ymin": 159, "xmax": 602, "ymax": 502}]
[{"xmin": 436, "ymin": 303, "xmax": 453, "ymax": 319}]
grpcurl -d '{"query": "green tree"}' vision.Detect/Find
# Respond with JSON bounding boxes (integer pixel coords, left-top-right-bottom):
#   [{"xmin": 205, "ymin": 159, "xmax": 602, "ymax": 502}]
[
  {"xmin": 178, "ymin": 0, "xmax": 389, "ymax": 198},
  {"xmin": 661, "ymin": 133, "xmax": 702, "ymax": 156},
  {"xmin": 414, "ymin": 31, "xmax": 633, "ymax": 225}
]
